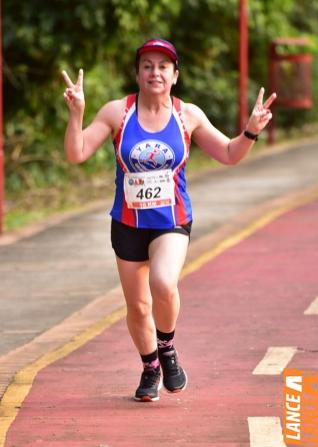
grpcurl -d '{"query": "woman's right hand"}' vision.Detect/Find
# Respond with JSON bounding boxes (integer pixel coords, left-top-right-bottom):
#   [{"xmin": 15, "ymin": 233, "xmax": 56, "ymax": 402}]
[{"xmin": 62, "ymin": 69, "xmax": 85, "ymax": 114}]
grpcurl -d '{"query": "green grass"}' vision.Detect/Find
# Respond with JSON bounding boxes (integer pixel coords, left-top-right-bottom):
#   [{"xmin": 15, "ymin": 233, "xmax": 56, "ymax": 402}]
[
  {"xmin": 3, "ymin": 186, "xmax": 110, "ymax": 232},
  {"xmin": 4, "ymin": 208, "xmax": 53, "ymax": 231}
]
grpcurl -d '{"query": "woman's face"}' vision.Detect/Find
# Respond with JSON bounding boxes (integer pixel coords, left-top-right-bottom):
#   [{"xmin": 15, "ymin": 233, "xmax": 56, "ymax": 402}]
[{"xmin": 136, "ymin": 51, "xmax": 179, "ymax": 95}]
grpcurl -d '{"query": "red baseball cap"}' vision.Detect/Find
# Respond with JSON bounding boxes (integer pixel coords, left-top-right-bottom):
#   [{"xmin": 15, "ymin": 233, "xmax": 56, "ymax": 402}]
[{"xmin": 136, "ymin": 38, "xmax": 179, "ymax": 66}]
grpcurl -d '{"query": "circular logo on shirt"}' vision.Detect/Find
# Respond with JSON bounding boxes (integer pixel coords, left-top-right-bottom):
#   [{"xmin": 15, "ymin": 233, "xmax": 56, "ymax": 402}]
[{"xmin": 129, "ymin": 139, "xmax": 175, "ymax": 172}]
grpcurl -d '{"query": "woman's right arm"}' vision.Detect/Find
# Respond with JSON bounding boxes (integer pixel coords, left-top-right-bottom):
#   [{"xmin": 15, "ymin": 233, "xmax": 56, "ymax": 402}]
[{"xmin": 62, "ymin": 68, "xmax": 123, "ymax": 164}]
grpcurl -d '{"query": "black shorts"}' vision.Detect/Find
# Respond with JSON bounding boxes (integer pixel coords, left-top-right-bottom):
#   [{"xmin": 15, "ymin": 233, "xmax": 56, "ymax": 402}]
[{"xmin": 111, "ymin": 219, "xmax": 192, "ymax": 262}]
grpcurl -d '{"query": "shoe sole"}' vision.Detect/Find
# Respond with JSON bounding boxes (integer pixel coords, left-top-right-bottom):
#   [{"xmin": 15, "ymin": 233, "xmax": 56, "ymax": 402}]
[
  {"xmin": 134, "ymin": 377, "xmax": 163, "ymax": 402},
  {"xmin": 163, "ymin": 369, "xmax": 188, "ymax": 393}
]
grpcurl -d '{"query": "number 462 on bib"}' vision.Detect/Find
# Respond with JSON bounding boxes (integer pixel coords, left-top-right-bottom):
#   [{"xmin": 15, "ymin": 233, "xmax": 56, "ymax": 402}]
[{"xmin": 124, "ymin": 169, "xmax": 175, "ymax": 209}]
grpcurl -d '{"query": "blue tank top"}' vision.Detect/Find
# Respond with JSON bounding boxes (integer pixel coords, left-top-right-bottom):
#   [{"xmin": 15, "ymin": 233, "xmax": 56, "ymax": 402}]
[{"xmin": 110, "ymin": 94, "xmax": 192, "ymax": 229}]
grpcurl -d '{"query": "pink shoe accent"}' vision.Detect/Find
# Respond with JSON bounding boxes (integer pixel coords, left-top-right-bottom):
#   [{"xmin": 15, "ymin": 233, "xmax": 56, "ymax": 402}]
[{"xmin": 143, "ymin": 358, "xmax": 160, "ymax": 369}]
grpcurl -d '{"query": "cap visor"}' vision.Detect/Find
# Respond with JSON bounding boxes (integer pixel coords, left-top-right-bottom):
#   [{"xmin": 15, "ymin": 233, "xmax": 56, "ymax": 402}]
[{"xmin": 138, "ymin": 46, "xmax": 177, "ymax": 63}]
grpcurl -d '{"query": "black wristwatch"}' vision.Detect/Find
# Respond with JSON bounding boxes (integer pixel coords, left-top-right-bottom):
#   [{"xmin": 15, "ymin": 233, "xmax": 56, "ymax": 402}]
[{"xmin": 244, "ymin": 129, "xmax": 259, "ymax": 141}]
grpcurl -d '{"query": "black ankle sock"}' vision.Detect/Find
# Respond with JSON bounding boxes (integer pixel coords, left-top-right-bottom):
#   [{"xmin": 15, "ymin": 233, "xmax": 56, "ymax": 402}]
[
  {"xmin": 140, "ymin": 349, "xmax": 160, "ymax": 370},
  {"xmin": 157, "ymin": 329, "xmax": 175, "ymax": 354}
]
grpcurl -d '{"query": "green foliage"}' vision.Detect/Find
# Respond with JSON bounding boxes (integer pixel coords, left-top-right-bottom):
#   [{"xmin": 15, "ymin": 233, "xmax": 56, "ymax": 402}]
[{"xmin": 3, "ymin": 0, "xmax": 318, "ymax": 201}]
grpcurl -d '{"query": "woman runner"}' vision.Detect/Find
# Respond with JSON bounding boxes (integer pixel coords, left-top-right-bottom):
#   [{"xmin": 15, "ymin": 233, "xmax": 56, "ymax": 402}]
[{"xmin": 62, "ymin": 38, "xmax": 276, "ymax": 402}]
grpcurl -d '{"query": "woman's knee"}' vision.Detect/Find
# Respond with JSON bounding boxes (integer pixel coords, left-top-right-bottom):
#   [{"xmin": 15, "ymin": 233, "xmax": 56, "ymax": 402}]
[
  {"xmin": 150, "ymin": 274, "xmax": 178, "ymax": 300},
  {"xmin": 126, "ymin": 299, "xmax": 152, "ymax": 321}
]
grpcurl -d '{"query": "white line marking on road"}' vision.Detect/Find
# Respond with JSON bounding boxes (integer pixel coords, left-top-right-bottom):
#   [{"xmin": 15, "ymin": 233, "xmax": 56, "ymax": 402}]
[
  {"xmin": 304, "ymin": 296, "xmax": 318, "ymax": 315},
  {"xmin": 248, "ymin": 417, "xmax": 286, "ymax": 446},
  {"xmin": 252, "ymin": 347, "xmax": 297, "ymax": 375}
]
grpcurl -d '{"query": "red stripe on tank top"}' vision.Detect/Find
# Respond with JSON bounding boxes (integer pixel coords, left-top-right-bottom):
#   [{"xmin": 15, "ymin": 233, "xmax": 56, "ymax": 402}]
[
  {"xmin": 121, "ymin": 200, "xmax": 136, "ymax": 227},
  {"xmin": 172, "ymin": 97, "xmax": 190, "ymax": 178},
  {"xmin": 115, "ymin": 94, "xmax": 137, "ymax": 227},
  {"xmin": 174, "ymin": 174, "xmax": 187, "ymax": 224},
  {"xmin": 173, "ymin": 96, "xmax": 191, "ymax": 156},
  {"xmin": 113, "ymin": 94, "xmax": 137, "ymax": 172},
  {"xmin": 172, "ymin": 97, "xmax": 190, "ymax": 224}
]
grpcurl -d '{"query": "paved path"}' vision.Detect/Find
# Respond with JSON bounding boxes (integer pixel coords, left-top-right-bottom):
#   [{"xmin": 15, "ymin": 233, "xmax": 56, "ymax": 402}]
[{"xmin": 2, "ymin": 188, "xmax": 318, "ymax": 446}]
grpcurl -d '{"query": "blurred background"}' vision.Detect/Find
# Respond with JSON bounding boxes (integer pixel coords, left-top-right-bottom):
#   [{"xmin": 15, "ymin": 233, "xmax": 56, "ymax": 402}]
[{"xmin": 2, "ymin": 0, "xmax": 318, "ymax": 232}]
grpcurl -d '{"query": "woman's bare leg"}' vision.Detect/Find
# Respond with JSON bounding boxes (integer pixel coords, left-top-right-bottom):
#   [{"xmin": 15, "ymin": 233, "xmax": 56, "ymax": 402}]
[
  {"xmin": 115, "ymin": 257, "xmax": 157, "ymax": 355},
  {"xmin": 148, "ymin": 233, "xmax": 189, "ymax": 332}
]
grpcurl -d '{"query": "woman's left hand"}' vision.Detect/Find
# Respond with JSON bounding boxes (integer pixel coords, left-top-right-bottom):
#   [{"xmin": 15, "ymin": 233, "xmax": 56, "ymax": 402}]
[{"xmin": 246, "ymin": 87, "xmax": 277, "ymax": 135}]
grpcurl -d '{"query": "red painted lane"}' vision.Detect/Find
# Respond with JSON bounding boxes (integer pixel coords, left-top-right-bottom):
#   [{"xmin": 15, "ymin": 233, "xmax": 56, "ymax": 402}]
[{"xmin": 5, "ymin": 200, "xmax": 318, "ymax": 446}]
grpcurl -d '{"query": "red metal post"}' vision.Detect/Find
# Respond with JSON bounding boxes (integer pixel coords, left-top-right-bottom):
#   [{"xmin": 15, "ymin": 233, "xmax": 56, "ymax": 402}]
[
  {"xmin": 0, "ymin": 0, "xmax": 3, "ymax": 235},
  {"xmin": 238, "ymin": 0, "xmax": 249, "ymax": 134},
  {"xmin": 267, "ymin": 43, "xmax": 276, "ymax": 144}
]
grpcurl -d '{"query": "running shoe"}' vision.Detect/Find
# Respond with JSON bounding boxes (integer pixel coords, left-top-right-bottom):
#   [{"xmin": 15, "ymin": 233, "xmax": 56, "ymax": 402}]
[
  {"xmin": 159, "ymin": 349, "xmax": 187, "ymax": 393},
  {"xmin": 134, "ymin": 367, "xmax": 162, "ymax": 402}
]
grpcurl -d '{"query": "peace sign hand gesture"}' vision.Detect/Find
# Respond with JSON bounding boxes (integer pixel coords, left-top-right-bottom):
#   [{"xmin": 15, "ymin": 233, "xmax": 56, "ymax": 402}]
[
  {"xmin": 246, "ymin": 87, "xmax": 277, "ymax": 135},
  {"xmin": 62, "ymin": 69, "xmax": 85, "ymax": 113}
]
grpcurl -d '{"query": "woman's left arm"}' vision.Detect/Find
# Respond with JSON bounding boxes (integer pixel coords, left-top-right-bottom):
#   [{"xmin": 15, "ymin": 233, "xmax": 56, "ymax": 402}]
[{"xmin": 189, "ymin": 88, "xmax": 277, "ymax": 165}]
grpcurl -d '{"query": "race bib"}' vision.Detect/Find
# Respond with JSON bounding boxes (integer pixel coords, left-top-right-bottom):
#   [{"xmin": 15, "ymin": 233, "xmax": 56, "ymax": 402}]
[{"xmin": 124, "ymin": 169, "xmax": 175, "ymax": 209}]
